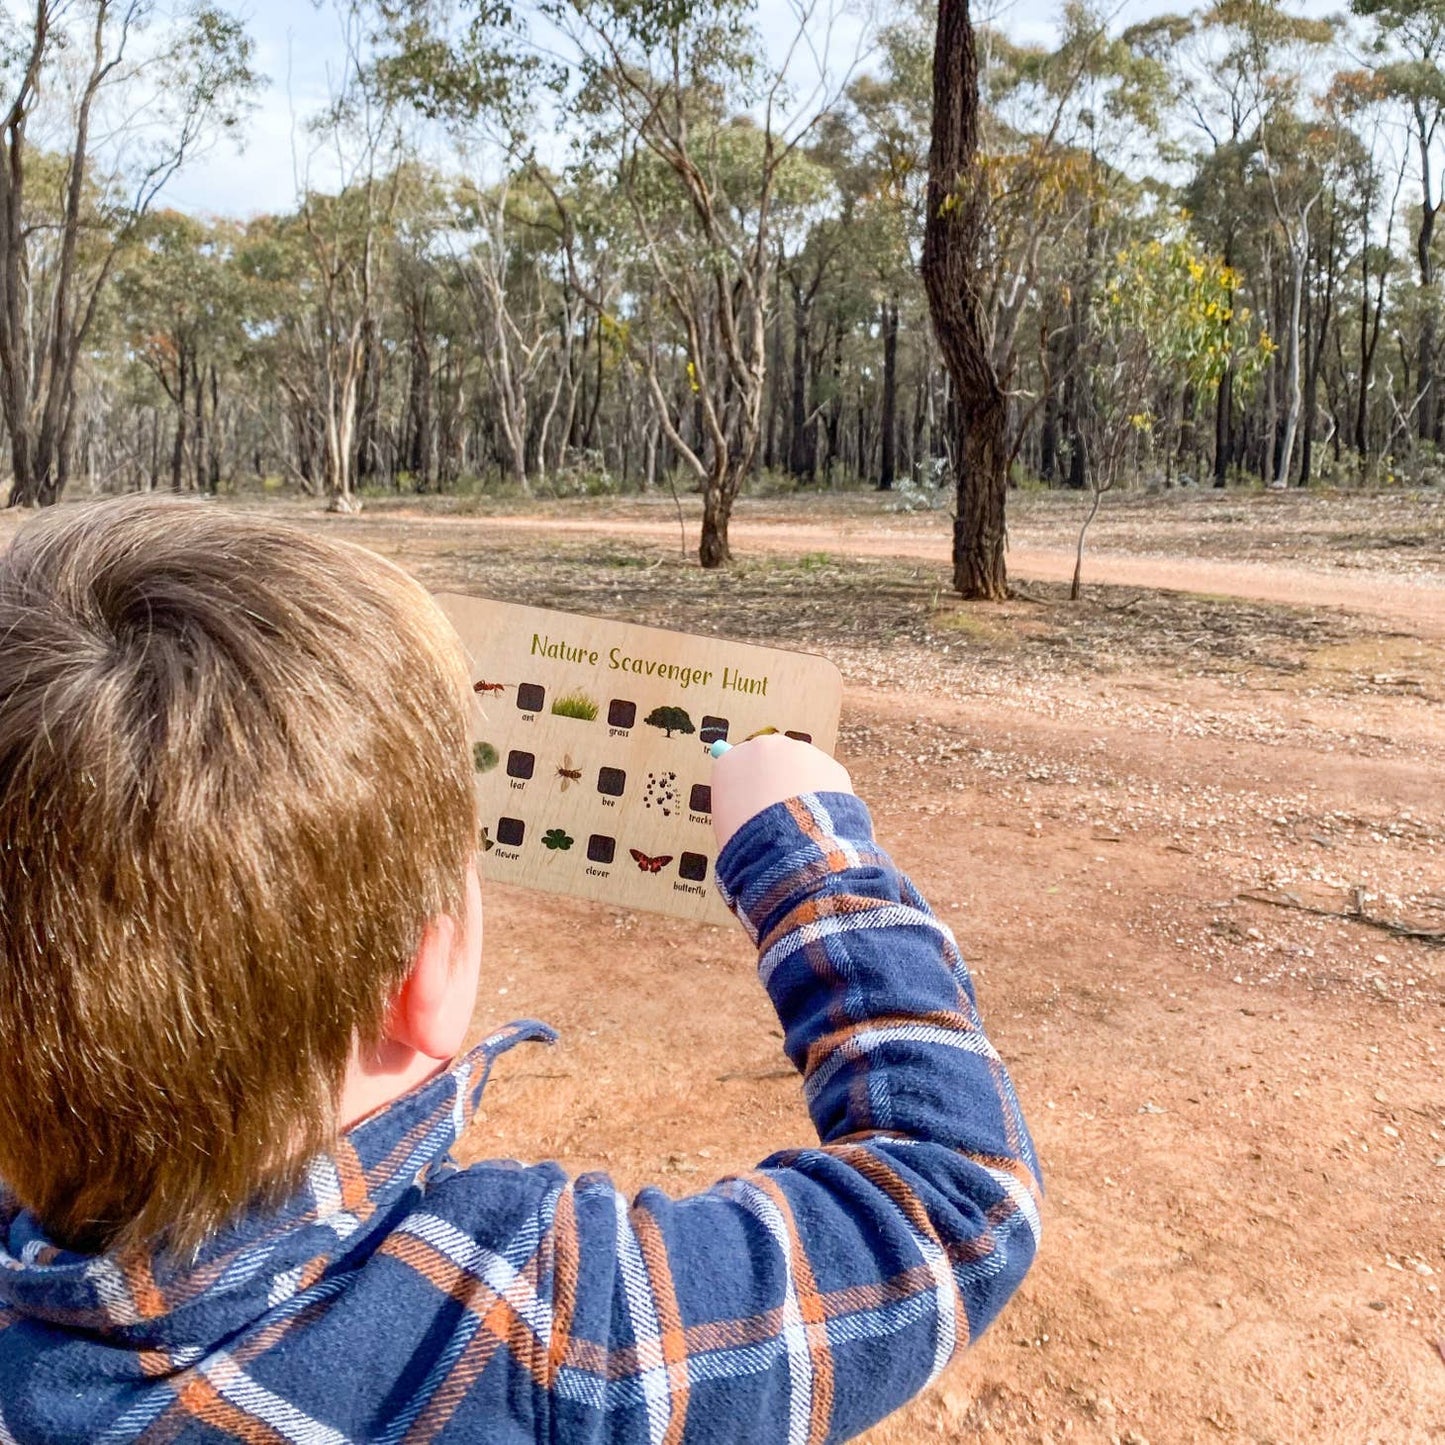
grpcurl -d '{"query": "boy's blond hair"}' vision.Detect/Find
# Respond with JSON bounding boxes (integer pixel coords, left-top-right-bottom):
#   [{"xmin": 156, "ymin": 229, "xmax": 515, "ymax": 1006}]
[{"xmin": 0, "ymin": 498, "xmax": 476, "ymax": 1255}]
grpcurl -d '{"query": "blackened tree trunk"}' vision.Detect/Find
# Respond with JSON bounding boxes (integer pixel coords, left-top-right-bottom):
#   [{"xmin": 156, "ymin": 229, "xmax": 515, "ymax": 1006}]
[
  {"xmin": 1214, "ymin": 238, "xmax": 1236, "ymax": 488},
  {"xmin": 878, "ymin": 297, "xmax": 899, "ymax": 490},
  {"xmin": 1214, "ymin": 366, "xmax": 1234, "ymax": 487},
  {"xmin": 824, "ymin": 326, "xmax": 843, "ymax": 485},
  {"xmin": 170, "ymin": 351, "xmax": 189, "ymax": 493},
  {"xmin": 921, "ymin": 0, "xmax": 1009, "ymax": 600},
  {"xmin": 787, "ymin": 280, "xmax": 814, "ymax": 480},
  {"xmin": 208, "ymin": 366, "xmax": 221, "ymax": 492},
  {"xmin": 1416, "ymin": 106, "xmax": 1440, "ymax": 446},
  {"xmin": 192, "ymin": 353, "xmax": 207, "ymax": 492}
]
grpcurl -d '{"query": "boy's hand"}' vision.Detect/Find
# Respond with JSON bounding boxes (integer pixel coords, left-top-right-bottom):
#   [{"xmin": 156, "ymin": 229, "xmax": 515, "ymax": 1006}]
[{"xmin": 710, "ymin": 735, "xmax": 853, "ymax": 851}]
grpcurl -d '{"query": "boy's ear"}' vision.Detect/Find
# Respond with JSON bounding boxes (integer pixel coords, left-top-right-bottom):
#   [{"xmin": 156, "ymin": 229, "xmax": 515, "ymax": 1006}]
[{"xmin": 388, "ymin": 915, "xmax": 468, "ymax": 1062}]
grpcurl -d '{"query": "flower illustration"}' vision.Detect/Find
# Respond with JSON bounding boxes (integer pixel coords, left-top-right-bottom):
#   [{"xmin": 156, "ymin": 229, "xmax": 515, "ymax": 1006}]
[{"xmin": 542, "ymin": 828, "xmax": 574, "ymax": 851}]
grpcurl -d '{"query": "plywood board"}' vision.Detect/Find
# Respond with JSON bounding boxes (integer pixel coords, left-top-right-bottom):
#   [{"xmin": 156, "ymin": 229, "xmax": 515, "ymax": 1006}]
[{"xmin": 436, "ymin": 595, "xmax": 843, "ymax": 926}]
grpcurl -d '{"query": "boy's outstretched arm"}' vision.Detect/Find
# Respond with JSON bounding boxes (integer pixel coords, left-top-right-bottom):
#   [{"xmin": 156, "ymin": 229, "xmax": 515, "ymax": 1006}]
[{"xmin": 544, "ymin": 738, "xmax": 1042, "ymax": 1444}]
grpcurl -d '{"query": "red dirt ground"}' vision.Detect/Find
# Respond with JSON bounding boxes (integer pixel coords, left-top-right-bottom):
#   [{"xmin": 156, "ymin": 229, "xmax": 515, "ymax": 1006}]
[{"xmin": 4, "ymin": 488, "xmax": 1443, "ymax": 1442}]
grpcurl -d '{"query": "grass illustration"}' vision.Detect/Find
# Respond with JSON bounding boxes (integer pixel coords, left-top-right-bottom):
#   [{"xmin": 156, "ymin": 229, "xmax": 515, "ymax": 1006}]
[{"xmin": 550, "ymin": 689, "xmax": 599, "ymax": 721}]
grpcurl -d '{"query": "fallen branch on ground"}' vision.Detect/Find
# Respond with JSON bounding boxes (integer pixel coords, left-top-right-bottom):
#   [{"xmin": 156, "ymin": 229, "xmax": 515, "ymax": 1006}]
[
  {"xmin": 1236, "ymin": 891, "xmax": 1445, "ymax": 946},
  {"xmin": 1005, "ymin": 584, "xmax": 1048, "ymax": 605}
]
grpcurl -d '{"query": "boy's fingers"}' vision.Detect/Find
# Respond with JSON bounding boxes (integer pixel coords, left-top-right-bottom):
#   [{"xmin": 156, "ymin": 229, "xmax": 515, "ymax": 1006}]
[{"xmin": 709, "ymin": 736, "xmax": 852, "ymax": 850}]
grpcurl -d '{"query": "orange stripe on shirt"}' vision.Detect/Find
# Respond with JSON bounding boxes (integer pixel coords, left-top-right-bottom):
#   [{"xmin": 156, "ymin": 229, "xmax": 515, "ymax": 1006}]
[{"xmin": 632, "ymin": 1201, "xmax": 692, "ymax": 1445}]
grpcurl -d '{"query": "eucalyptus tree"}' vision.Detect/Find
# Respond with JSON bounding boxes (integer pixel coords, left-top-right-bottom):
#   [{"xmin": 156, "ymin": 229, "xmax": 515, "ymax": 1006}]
[
  {"xmin": 114, "ymin": 211, "xmax": 245, "ymax": 493},
  {"xmin": 842, "ymin": 18, "xmax": 932, "ymax": 490},
  {"xmin": 924, "ymin": 0, "xmax": 1130, "ymax": 596},
  {"xmin": 546, "ymin": 0, "xmax": 853, "ymax": 564},
  {"xmin": 1352, "ymin": 0, "xmax": 1445, "ymax": 445},
  {"xmin": 0, "ymin": 0, "xmax": 255, "ymax": 506}
]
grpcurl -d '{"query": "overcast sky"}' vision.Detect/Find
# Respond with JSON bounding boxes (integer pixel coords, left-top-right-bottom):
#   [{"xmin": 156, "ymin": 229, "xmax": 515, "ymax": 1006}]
[{"xmin": 155, "ymin": 0, "xmax": 1241, "ymax": 219}]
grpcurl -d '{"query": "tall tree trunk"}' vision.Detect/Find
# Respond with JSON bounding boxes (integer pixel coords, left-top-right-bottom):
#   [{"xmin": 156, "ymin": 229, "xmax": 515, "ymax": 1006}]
[
  {"xmin": 764, "ymin": 265, "xmax": 785, "ymax": 472},
  {"xmin": 921, "ymin": 0, "xmax": 1008, "ymax": 599},
  {"xmin": 787, "ymin": 281, "xmax": 812, "ymax": 480},
  {"xmin": 1416, "ymin": 109, "xmax": 1439, "ymax": 446},
  {"xmin": 1214, "ymin": 237, "xmax": 1236, "ymax": 488},
  {"xmin": 582, "ymin": 316, "xmax": 604, "ymax": 450},
  {"xmin": 1214, "ymin": 367, "xmax": 1234, "ymax": 487},
  {"xmin": 208, "ymin": 365, "xmax": 221, "ymax": 492},
  {"xmin": 193, "ymin": 352, "xmax": 207, "ymax": 492},
  {"xmin": 700, "ymin": 462, "xmax": 734, "ymax": 568},
  {"xmin": 1275, "ymin": 235, "xmax": 1307, "ymax": 487},
  {"xmin": 406, "ymin": 311, "xmax": 434, "ymax": 491},
  {"xmin": 824, "ymin": 327, "xmax": 843, "ymax": 486},
  {"xmin": 1040, "ymin": 327, "xmax": 1059, "ymax": 485},
  {"xmin": 878, "ymin": 297, "xmax": 899, "ymax": 490},
  {"xmin": 1261, "ymin": 250, "xmax": 1279, "ymax": 483},
  {"xmin": 1299, "ymin": 246, "xmax": 1315, "ymax": 487},
  {"xmin": 171, "ymin": 353, "xmax": 189, "ymax": 493}
]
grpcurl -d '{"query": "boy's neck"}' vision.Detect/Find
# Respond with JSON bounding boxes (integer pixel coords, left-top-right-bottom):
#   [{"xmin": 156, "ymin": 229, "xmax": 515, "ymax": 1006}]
[{"xmin": 338, "ymin": 1039, "xmax": 452, "ymax": 1132}]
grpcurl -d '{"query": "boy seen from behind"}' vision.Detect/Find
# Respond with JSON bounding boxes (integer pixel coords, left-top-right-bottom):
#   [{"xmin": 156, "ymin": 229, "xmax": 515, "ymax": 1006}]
[{"xmin": 0, "ymin": 498, "xmax": 1040, "ymax": 1443}]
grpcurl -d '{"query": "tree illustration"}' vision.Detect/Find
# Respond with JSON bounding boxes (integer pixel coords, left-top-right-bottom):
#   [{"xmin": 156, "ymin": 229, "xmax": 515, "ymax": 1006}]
[{"xmin": 644, "ymin": 706, "xmax": 695, "ymax": 739}]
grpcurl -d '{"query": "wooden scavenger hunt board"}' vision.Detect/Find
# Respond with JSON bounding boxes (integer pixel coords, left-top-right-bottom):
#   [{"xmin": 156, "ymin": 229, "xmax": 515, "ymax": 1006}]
[{"xmin": 436, "ymin": 596, "xmax": 843, "ymax": 926}]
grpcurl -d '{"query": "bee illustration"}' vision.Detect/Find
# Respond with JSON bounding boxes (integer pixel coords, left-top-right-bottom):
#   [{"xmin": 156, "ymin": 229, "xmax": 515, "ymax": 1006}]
[
  {"xmin": 473, "ymin": 680, "xmax": 508, "ymax": 696},
  {"xmin": 629, "ymin": 849, "xmax": 673, "ymax": 875},
  {"xmin": 556, "ymin": 754, "xmax": 582, "ymax": 791}
]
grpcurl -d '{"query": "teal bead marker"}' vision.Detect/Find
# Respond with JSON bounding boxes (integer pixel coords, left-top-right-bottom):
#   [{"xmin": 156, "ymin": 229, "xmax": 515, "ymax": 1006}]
[{"xmin": 709, "ymin": 739, "xmax": 733, "ymax": 759}]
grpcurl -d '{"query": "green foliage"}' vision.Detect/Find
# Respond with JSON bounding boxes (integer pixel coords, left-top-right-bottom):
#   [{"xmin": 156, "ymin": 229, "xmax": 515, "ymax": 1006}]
[
  {"xmin": 24, "ymin": 0, "xmax": 1445, "ymax": 512},
  {"xmin": 551, "ymin": 689, "xmax": 600, "ymax": 720},
  {"xmin": 473, "ymin": 741, "xmax": 500, "ymax": 772},
  {"xmin": 373, "ymin": 3, "xmax": 543, "ymax": 130},
  {"xmin": 1099, "ymin": 233, "xmax": 1276, "ymax": 412}
]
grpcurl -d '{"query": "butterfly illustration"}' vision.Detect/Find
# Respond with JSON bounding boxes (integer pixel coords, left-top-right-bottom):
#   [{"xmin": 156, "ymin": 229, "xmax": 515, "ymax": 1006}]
[
  {"xmin": 473, "ymin": 680, "xmax": 508, "ymax": 696},
  {"xmin": 478, "ymin": 826, "xmax": 495, "ymax": 853},
  {"xmin": 556, "ymin": 754, "xmax": 582, "ymax": 791},
  {"xmin": 629, "ymin": 849, "xmax": 673, "ymax": 874}
]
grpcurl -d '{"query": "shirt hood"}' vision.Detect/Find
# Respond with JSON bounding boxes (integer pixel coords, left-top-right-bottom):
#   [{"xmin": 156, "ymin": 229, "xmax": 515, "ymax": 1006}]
[{"xmin": 0, "ymin": 1021, "xmax": 554, "ymax": 1360}]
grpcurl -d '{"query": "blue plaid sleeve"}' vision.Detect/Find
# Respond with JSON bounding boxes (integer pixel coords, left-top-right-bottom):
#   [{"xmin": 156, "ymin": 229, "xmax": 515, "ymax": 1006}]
[
  {"xmin": 0, "ymin": 794, "xmax": 1040, "ymax": 1444},
  {"xmin": 546, "ymin": 793, "xmax": 1042, "ymax": 1444}
]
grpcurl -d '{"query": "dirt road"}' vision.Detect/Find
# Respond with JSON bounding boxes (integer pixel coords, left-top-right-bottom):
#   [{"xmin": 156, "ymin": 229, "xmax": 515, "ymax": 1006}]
[
  {"xmin": 4, "ymin": 491, "xmax": 1442, "ymax": 1441},
  {"xmin": 361, "ymin": 500, "xmax": 1439, "ymax": 1443}
]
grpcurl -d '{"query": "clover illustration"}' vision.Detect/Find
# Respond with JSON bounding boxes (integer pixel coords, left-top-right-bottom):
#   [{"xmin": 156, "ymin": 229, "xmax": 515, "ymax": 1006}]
[{"xmin": 542, "ymin": 828, "xmax": 575, "ymax": 851}]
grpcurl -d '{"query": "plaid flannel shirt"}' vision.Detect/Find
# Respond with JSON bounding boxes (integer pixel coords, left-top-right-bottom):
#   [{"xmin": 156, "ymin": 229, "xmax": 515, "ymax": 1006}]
[{"xmin": 0, "ymin": 793, "xmax": 1041, "ymax": 1443}]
